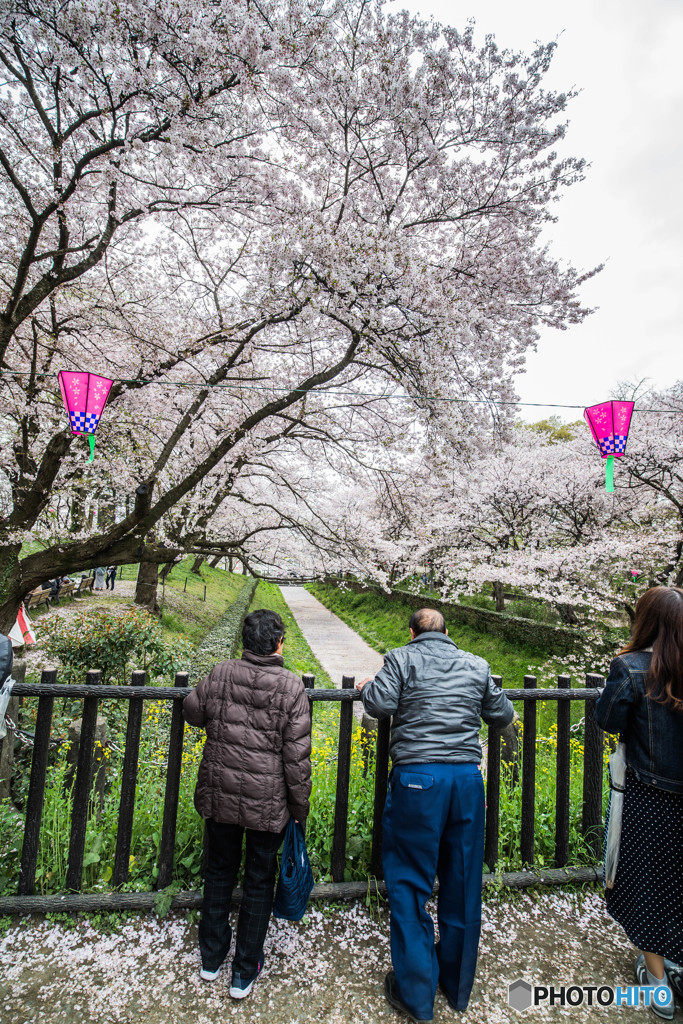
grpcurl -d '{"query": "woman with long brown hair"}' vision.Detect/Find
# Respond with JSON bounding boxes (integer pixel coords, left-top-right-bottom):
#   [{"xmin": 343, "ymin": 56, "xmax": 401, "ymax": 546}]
[{"xmin": 595, "ymin": 586, "xmax": 683, "ymax": 1019}]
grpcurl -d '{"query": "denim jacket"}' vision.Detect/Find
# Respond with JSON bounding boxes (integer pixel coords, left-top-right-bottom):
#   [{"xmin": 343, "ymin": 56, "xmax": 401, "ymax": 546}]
[{"xmin": 594, "ymin": 651, "xmax": 683, "ymax": 795}]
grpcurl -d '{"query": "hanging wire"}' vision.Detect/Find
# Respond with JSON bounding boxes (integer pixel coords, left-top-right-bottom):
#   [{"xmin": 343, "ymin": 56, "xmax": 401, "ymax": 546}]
[{"xmin": 0, "ymin": 368, "xmax": 678, "ymax": 413}]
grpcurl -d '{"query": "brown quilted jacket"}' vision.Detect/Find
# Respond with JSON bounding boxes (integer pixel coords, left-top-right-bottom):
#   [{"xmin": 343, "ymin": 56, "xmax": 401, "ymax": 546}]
[{"xmin": 182, "ymin": 650, "xmax": 311, "ymax": 831}]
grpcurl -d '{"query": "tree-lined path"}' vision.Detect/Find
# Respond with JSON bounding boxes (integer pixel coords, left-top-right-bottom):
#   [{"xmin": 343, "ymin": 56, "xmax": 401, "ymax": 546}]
[{"xmin": 280, "ymin": 587, "xmax": 384, "ymax": 713}]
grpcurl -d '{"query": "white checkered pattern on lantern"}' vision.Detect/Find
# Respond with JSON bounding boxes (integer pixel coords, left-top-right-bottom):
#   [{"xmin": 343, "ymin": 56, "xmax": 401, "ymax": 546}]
[
  {"xmin": 598, "ymin": 436, "xmax": 614, "ymax": 456},
  {"xmin": 613, "ymin": 434, "xmax": 628, "ymax": 454},
  {"xmin": 69, "ymin": 411, "xmax": 100, "ymax": 433}
]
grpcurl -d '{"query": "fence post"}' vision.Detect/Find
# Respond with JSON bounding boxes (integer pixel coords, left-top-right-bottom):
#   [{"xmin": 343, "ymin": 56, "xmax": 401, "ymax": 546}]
[
  {"xmin": 484, "ymin": 724, "xmax": 501, "ymax": 872},
  {"xmin": 331, "ymin": 676, "xmax": 354, "ymax": 883},
  {"xmin": 156, "ymin": 672, "xmax": 188, "ymax": 890},
  {"xmin": 582, "ymin": 673, "xmax": 605, "ymax": 863},
  {"xmin": 303, "ymin": 674, "xmax": 315, "ymax": 730},
  {"xmin": 554, "ymin": 674, "xmax": 571, "ymax": 867},
  {"xmin": 65, "ymin": 670, "xmax": 101, "ymax": 891},
  {"xmin": 520, "ymin": 675, "xmax": 537, "ymax": 866},
  {"xmin": 203, "ymin": 584, "xmax": 206, "ymax": 602},
  {"xmin": 370, "ymin": 716, "xmax": 391, "ymax": 878},
  {"xmin": 18, "ymin": 669, "xmax": 56, "ymax": 896},
  {"xmin": 113, "ymin": 670, "xmax": 146, "ymax": 887}
]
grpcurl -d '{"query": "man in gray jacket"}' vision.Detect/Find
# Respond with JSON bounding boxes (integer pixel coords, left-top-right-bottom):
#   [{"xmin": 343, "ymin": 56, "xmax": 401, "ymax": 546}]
[{"xmin": 356, "ymin": 607, "xmax": 513, "ymax": 1024}]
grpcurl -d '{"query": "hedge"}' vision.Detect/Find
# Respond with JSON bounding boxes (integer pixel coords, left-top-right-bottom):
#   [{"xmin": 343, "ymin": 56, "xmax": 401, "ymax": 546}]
[{"xmin": 189, "ymin": 577, "xmax": 257, "ymax": 683}]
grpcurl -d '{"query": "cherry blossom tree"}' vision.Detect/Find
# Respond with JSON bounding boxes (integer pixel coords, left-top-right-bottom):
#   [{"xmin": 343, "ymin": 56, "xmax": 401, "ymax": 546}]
[
  {"xmin": 0, "ymin": 0, "xmax": 595, "ymax": 631},
  {"xmin": 347, "ymin": 411, "xmax": 681, "ymax": 620}
]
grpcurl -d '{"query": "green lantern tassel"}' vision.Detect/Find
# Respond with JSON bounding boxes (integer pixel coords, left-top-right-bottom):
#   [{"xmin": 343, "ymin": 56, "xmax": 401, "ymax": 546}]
[
  {"xmin": 605, "ymin": 454, "xmax": 614, "ymax": 493},
  {"xmin": 87, "ymin": 434, "xmax": 96, "ymax": 462}
]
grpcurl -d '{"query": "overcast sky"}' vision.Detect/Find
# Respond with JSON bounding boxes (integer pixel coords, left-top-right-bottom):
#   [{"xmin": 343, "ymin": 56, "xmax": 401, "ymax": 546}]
[{"xmin": 402, "ymin": 0, "xmax": 682, "ymax": 420}]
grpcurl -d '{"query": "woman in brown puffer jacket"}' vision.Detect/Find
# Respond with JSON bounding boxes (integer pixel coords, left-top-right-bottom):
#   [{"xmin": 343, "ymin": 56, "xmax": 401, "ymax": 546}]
[{"xmin": 183, "ymin": 608, "xmax": 311, "ymax": 1000}]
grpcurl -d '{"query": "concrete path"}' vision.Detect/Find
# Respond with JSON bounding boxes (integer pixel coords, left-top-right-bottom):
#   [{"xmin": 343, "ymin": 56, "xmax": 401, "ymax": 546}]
[
  {"xmin": 0, "ymin": 890, "xmax": 671, "ymax": 1024},
  {"xmin": 280, "ymin": 587, "xmax": 385, "ymax": 717}
]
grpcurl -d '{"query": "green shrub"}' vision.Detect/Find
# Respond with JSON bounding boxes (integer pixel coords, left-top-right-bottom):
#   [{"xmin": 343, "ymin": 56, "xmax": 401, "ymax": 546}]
[
  {"xmin": 506, "ymin": 599, "xmax": 560, "ymax": 624},
  {"xmin": 0, "ymin": 803, "xmax": 23, "ymax": 895},
  {"xmin": 41, "ymin": 606, "xmax": 192, "ymax": 684},
  {"xmin": 460, "ymin": 593, "xmax": 496, "ymax": 611}
]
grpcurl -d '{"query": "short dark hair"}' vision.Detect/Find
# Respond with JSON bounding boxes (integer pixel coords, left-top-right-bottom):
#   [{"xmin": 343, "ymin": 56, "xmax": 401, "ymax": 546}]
[
  {"xmin": 409, "ymin": 608, "xmax": 446, "ymax": 636},
  {"xmin": 242, "ymin": 609, "xmax": 285, "ymax": 656}
]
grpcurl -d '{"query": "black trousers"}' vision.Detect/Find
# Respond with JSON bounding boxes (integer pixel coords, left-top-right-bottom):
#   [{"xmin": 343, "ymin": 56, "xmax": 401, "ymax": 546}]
[{"xmin": 199, "ymin": 819, "xmax": 286, "ymax": 976}]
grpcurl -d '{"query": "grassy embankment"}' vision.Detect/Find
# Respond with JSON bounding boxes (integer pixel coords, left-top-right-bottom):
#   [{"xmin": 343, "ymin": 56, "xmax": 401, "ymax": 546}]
[{"xmin": 306, "ymin": 581, "xmax": 572, "ymax": 689}]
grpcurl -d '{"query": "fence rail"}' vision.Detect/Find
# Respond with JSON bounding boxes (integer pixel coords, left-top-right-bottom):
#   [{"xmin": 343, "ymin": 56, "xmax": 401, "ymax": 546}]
[{"xmin": 4, "ymin": 670, "xmax": 606, "ymax": 911}]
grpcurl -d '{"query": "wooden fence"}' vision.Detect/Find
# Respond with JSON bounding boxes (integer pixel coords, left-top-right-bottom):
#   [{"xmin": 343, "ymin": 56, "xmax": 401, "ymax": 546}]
[{"xmin": 0, "ymin": 671, "xmax": 606, "ymax": 912}]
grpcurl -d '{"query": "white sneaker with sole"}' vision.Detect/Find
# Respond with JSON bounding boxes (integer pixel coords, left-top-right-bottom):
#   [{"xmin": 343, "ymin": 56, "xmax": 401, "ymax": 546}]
[
  {"xmin": 200, "ymin": 966, "xmax": 221, "ymax": 982},
  {"xmin": 229, "ymin": 958, "xmax": 264, "ymax": 1000}
]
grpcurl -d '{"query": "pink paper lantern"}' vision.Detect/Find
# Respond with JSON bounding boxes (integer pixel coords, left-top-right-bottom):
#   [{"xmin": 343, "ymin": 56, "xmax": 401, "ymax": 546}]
[
  {"xmin": 58, "ymin": 371, "xmax": 113, "ymax": 461},
  {"xmin": 583, "ymin": 400, "xmax": 634, "ymax": 492}
]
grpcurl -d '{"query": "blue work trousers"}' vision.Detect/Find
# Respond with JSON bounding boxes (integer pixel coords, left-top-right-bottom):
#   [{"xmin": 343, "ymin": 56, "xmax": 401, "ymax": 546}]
[{"xmin": 382, "ymin": 762, "xmax": 485, "ymax": 1019}]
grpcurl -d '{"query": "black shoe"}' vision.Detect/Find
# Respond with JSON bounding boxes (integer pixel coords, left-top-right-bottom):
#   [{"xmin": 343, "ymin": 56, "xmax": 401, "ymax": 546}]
[{"xmin": 383, "ymin": 972, "xmax": 434, "ymax": 1024}]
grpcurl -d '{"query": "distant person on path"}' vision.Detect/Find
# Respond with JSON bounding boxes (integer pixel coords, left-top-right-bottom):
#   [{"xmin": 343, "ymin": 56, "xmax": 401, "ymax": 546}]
[
  {"xmin": 183, "ymin": 609, "xmax": 311, "ymax": 1000},
  {"xmin": 356, "ymin": 608, "xmax": 513, "ymax": 1023},
  {"xmin": 94, "ymin": 566, "xmax": 106, "ymax": 591},
  {"xmin": 595, "ymin": 586, "xmax": 683, "ymax": 1019},
  {"xmin": 105, "ymin": 566, "xmax": 117, "ymax": 590}
]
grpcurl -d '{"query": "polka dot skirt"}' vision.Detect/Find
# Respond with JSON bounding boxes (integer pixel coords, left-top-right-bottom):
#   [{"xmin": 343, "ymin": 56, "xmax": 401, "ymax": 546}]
[{"xmin": 605, "ymin": 771, "xmax": 683, "ymax": 962}]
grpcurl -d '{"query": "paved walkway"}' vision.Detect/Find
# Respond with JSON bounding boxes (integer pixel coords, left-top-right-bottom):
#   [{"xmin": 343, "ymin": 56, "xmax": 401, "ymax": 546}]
[
  {"xmin": 280, "ymin": 587, "xmax": 385, "ymax": 717},
  {"xmin": 0, "ymin": 890, "xmax": 668, "ymax": 1024}
]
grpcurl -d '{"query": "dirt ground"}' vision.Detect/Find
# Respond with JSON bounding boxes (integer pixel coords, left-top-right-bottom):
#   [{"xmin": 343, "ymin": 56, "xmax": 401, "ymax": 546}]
[{"xmin": 1, "ymin": 888, "xmax": 680, "ymax": 1024}]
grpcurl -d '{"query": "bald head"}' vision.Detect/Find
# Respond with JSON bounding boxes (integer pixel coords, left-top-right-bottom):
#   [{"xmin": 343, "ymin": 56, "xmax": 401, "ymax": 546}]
[{"xmin": 409, "ymin": 608, "xmax": 446, "ymax": 637}]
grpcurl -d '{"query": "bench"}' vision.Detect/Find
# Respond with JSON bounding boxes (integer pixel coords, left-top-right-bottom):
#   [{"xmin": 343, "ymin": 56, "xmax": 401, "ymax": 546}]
[
  {"xmin": 52, "ymin": 581, "xmax": 77, "ymax": 604},
  {"xmin": 26, "ymin": 590, "xmax": 51, "ymax": 611},
  {"xmin": 74, "ymin": 577, "xmax": 95, "ymax": 596}
]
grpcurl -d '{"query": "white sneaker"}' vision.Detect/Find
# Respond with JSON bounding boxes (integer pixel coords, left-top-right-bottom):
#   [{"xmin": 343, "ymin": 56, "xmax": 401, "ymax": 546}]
[
  {"xmin": 200, "ymin": 966, "xmax": 221, "ymax": 982},
  {"xmin": 229, "ymin": 958, "xmax": 264, "ymax": 1000}
]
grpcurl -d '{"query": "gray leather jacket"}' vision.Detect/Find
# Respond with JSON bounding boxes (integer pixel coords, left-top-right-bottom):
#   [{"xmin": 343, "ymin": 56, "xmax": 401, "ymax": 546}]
[{"xmin": 360, "ymin": 632, "xmax": 514, "ymax": 765}]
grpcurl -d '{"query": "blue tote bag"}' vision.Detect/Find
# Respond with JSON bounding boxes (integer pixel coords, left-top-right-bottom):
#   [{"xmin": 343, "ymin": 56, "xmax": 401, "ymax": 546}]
[{"xmin": 273, "ymin": 818, "xmax": 314, "ymax": 921}]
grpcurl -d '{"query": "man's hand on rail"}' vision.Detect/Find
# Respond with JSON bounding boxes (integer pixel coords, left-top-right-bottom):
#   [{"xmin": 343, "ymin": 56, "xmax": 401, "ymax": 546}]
[{"xmin": 355, "ymin": 677, "xmax": 373, "ymax": 692}]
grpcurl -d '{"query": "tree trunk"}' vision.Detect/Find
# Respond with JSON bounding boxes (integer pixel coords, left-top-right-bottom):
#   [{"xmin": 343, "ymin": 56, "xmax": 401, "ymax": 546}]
[
  {"xmin": 0, "ymin": 659, "xmax": 24, "ymax": 802},
  {"xmin": 557, "ymin": 602, "xmax": 580, "ymax": 625},
  {"xmin": 159, "ymin": 560, "xmax": 178, "ymax": 584},
  {"xmin": 135, "ymin": 559, "xmax": 160, "ymax": 615},
  {"xmin": 209, "ymin": 555, "xmax": 222, "ymax": 568},
  {"xmin": 190, "ymin": 555, "xmax": 204, "ymax": 575},
  {"xmin": 493, "ymin": 581, "xmax": 505, "ymax": 613},
  {"xmin": 0, "ymin": 545, "xmax": 24, "ymax": 635},
  {"xmin": 69, "ymin": 485, "xmax": 87, "ymax": 534}
]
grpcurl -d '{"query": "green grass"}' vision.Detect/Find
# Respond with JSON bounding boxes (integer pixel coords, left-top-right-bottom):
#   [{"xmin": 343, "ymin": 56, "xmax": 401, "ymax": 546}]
[
  {"xmin": 24, "ymin": 558, "xmax": 248, "ymax": 650},
  {"xmin": 99, "ymin": 558, "xmax": 248, "ymax": 648},
  {"xmin": 248, "ymin": 581, "xmax": 333, "ymax": 686},
  {"xmin": 305, "ymin": 582, "xmax": 589, "ymax": 738},
  {"xmin": 156, "ymin": 559, "xmax": 248, "ymax": 647},
  {"xmin": 307, "ymin": 583, "xmax": 565, "ymax": 685},
  {"xmin": 248, "ymin": 581, "xmax": 342, "ymax": 748}
]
